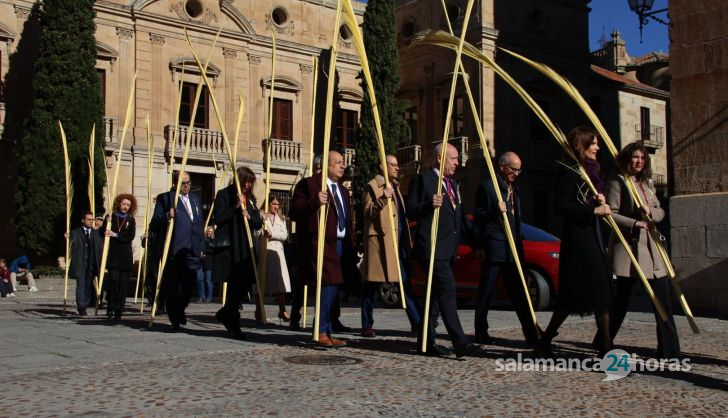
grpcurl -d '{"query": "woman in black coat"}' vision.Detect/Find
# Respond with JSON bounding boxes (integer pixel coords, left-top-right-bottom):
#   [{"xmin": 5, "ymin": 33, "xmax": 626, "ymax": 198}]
[
  {"xmin": 536, "ymin": 126, "xmax": 614, "ymax": 357},
  {"xmin": 212, "ymin": 166, "xmax": 262, "ymax": 338},
  {"xmin": 103, "ymin": 193, "xmax": 137, "ymax": 320}
]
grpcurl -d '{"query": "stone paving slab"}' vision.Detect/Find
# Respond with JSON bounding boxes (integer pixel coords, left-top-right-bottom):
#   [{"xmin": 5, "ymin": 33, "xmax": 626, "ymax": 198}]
[{"xmin": 1, "ymin": 297, "xmax": 727, "ymax": 417}]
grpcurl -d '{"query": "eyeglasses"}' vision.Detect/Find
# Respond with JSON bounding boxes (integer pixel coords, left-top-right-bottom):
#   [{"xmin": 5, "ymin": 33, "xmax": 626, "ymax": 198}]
[
  {"xmin": 387, "ymin": 163, "xmax": 399, "ymax": 167},
  {"xmin": 505, "ymin": 165, "xmax": 522, "ymax": 174},
  {"xmin": 181, "ymin": 181, "xmax": 191, "ymax": 185}
]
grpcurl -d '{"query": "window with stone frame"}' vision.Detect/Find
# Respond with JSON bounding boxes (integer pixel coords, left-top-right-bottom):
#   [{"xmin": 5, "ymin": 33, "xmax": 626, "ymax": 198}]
[
  {"xmin": 179, "ymin": 81, "xmax": 209, "ymax": 129},
  {"xmin": 272, "ymin": 98, "xmax": 293, "ymax": 141},
  {"xmin": 336, "ymin": 108, "xmax": 358, "ymax": 148}
]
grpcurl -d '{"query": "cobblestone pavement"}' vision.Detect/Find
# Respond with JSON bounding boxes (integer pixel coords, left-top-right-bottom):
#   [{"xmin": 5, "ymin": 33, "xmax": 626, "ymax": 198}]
[{"xmin": 1, "ymin": 296, "xmax": 727, "ymax": 417}]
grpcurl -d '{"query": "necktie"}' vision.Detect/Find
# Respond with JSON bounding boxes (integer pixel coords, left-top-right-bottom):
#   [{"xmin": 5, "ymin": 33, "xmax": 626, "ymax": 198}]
[
  {"xmin": 181, "ymin": 195, "xmax": 193, "ymax": 220},
  {"xmin": 85, "ymin": 228, "xmax": 90, "ymax": 244},
  {"xmin": 330, "ymin": 184, "xmax": 346, "ymax": 231},
  {"xmin": 444, "ymin": 177, "xmax": 456, "ymax": 208}
]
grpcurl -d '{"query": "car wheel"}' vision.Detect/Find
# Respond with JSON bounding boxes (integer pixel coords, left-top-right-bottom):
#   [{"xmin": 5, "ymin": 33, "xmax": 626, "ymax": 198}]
[
  {"xmin": 527, "ymin": 269, "xmax": 551, "ymax": 311},
  {"xmin": 378, "ymin": 283, "xmax": 401, "ymax": 308}
]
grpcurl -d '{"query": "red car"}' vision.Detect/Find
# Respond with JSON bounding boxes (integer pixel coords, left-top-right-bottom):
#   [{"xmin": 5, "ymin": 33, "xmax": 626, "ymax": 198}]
[{"xmin": 379, "ymin": 222, "xmax": 560, "ymax": 310}]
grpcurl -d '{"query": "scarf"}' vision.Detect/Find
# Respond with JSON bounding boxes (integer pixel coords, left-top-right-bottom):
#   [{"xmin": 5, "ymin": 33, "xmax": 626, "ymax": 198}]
[{"xmin": 583, "ymin": 159, "xmax": 604, "ymax": 195}]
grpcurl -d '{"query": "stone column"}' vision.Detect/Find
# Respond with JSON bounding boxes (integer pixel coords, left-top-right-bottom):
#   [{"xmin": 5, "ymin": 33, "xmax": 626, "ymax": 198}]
[
  {"xmin": 247, "ymin": 54, "xmax": 262, "ymax": 158},
  {"xmin": 223, "ymin": 47, "xmax": 237, "ymax": 138},
  {"xmin": 300, "ymin": 62, "xmax": 314, "ymax": 165},
  {"xmin": 116, "ymin": 27, "xmax": 134, "ymax": 127},
  {"xmin": 150, "ymin": 33, "xmax": 165, "ymax": 133}
]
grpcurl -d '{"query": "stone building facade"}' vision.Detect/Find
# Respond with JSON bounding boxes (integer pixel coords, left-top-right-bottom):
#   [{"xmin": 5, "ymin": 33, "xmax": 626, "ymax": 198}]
[
  {"xmin": 0, "ymin": 0, "xmax": 365, "ymax": 258},
  {"xmin": 669, "ymin": 0, "xmax": 728, "ymax": 316}
]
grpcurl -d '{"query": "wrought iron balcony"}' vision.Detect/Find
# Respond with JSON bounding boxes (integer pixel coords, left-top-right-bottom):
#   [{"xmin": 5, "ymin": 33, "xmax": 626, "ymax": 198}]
[
  {"xmin": 164, "ymin": 125, "xmax": 225, "ymax": 156},
  {"xmin": 103, "ymin": 117, "xmax": 118, "ymax": 144},
  {"xmin": 343, "ymin": 147, "xmax": 356, "ymax": 167},
  {"xmin": 635, "ymin": 124, "xmax": 664, "ymax": 149},
  {"xmin": 430, "ymin": 136, "xmax": 469, "ymax": 167},
  {"xmin": 396, "ymin": 145, "xmax": 422, "ymax": 167},
  {"xmin": 262, "ymin": 138, "xmax": 302, "ymax": 164}
]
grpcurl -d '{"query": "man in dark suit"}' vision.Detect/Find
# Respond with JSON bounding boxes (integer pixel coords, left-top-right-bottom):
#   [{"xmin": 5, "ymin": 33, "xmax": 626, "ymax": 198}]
[
  {"xmin": 150, "ymin": 171, "xmax": 204, "ymax": 330},
  {"xmin": 290, "ymin": 149, "xmax": 354, "ymax": 348},
  {"xmin": 407, "ymin": 143, "xmax": 483, "ymax": 357},
  {"xmin": 69, "ymin": 211, "xmax": 102, "ymax": 316},
  {"xmin": 474, "ymin": 152, "xmax": 540, "ymax": 345}
]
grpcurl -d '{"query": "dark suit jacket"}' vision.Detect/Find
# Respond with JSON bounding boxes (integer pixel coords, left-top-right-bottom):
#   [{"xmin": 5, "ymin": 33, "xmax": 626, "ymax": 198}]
[
  {"xmin": 289, "ymin": 176, "xmax": 354, "ymax": 286},
  {"xmin": 103, "ymin": 214, "xmax": 136, "ymax": 270},
  {"xmin": 69, "ymin": 226, "xmax": 102, "ymax": 279},
  {"xmin": 474, "ymin": 175, "xmax": 524, "ymax": 263},
  {"xmin": 211, "ymin": 185, "xmax": 262, "ymax": 283},
  {"xmin": 150, "ymin": 190, "xmax": 205, "ymax": 262},
  {"xmin": 406, "ymin": 169, "xmax": 477, "ymax": 262}
]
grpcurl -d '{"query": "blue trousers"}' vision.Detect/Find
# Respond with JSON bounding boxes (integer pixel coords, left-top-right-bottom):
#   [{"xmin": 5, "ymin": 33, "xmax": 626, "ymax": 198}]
[
  {"xmin": 196, "ymin": 269, "xmax": 213, "ymax": 302},
  {"xmin": 319, "ymin": 284, "xmax": 339, "ymax": 335},
  {"xmin": 360, "ymin": 257, "xmax": 421, "ymax": 329}
]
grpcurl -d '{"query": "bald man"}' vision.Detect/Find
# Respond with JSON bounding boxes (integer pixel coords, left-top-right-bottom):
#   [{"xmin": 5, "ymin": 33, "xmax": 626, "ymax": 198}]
[
  {"xmin": 473, "ymin": 152, "xmax": 541, "ymax": 346},
  {"xmin": 407, "ymin": 143, "xmax": 484, "ymax": 358}
]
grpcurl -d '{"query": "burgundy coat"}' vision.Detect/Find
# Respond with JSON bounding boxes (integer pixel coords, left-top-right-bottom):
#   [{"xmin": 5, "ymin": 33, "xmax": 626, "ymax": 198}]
[{"xmin": 290, "ymin": 176, "xmax": 355, "ymax": 286}]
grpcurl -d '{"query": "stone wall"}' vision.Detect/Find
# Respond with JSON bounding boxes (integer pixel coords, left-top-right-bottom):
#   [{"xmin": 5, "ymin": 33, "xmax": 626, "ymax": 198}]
[
  {"xmin": 670, "ymin": 193, "xmax": 728, "ymax": 317},
  {"xmin": 669, "ymin": 0, "xmax": 728, "ymax": 316}
]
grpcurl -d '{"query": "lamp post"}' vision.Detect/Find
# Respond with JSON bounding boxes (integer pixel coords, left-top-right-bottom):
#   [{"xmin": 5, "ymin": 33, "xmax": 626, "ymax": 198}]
[{"xmin": 627, "ymin": 0, "xmax": 669, "ymax": 42}]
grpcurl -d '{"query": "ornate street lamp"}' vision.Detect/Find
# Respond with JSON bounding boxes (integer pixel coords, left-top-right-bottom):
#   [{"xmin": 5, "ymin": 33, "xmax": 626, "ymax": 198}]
[{"xmin": 627, "ymin": 0, "xmax": 669, "ymax": 42}]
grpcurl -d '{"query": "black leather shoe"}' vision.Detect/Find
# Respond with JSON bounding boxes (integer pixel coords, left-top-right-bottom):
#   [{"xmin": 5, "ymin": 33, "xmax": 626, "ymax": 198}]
[
  {"xmin": 475, "ymin": 333, "xmax": 492, "ymax": 345},
  {"xmin": 418, "ymin": 344, "xmax": 448, "ymax": 357},
  {"xmin": 78, "ymin": 310, "xmax": 87, "ymax": 316},
  {"xmin": 170, "ymin": 322, "xmax": 181, "ymax": 331},
  {"xmin": 179, "ymin": 314, "xmax": 187, "ymax": 326},
  {"xmin": 227, "ymin": 329, "xmax": 247, "ymax": 340},
  {"xmin": 332, "ymin": 321, "xmax": 352, "ymax": 333},
  {"xmin": 289, "ymin": 322, "xmax": 302, "ymax": 331},
  {"xmin": 454, "ymin": 343, "xmax": 486, "ymax": 358}
]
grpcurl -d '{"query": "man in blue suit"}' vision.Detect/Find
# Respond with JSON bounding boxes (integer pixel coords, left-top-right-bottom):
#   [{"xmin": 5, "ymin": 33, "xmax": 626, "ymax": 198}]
[
  {"xmin": 473, "ymin": 152, "xmax": 540, "ymax": 346},
  {"xmin": 150, "ymin": 171, "xmax": 204, "ymax": 330}
]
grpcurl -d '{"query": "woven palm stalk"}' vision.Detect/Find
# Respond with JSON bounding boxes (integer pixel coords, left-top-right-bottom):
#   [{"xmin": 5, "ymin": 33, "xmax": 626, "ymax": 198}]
[
  {"xmin": 257, "ymin": 30, "xmax": 279, "ymax": 319},
  {"xmin": 184, "ymin": 30, "xmax": 268, "ymax": 323},
  {"xmin": 415, "ymin": 31, "xmax": 668, "ymax": 322},
  {"xmin": 312, "ymin": 0, "xmax": 343, "ymax": 341},
  {"xmin": 95, "ymin": 71, "xmax": 137, "ymax": 315},
  {"xmin": 498, "ymin": 47, "xmax": 698, "ymax": 333},
  {"xmin": 59, "ymin": 122, "xmax": 73, "ymax": 313},
  {"xmin": 134, "ymin": 115, "xmax": 154, "ymax": 305},
  {"xmin": 149, "ymin": 30, "xmax": 221, "ymax": 325},
  {"xmin": 341, "ymin": 0, "xmax": 407, "ymax": 309}
]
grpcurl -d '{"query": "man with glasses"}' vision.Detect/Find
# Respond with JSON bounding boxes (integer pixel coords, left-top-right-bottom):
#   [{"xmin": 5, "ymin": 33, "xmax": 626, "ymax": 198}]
[
  {"xmin": 473, "ymin": 151, "xmax": 541, "ymax": 346},
  {"xmin": 150, "ymin": 171, "xmax": 204, "ymax": 330},
  {"xmin": 360, "ymin": 154, "xmax": 420, "ymax": 337}
]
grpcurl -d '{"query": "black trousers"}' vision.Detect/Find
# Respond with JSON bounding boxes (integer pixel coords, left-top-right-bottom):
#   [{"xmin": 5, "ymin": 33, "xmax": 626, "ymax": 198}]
[
  {"xmin": 75, "ymin": 265, "xmax": 95, "ymax": 311},
  {"xmin": 163, "ymin": 256, "xmax": 197, "ymax": 326},
  {"xmin": 475, "ymin": 262, "xmax": 539, "ymax": 342},
  {"xmin": 218, "ymin": 257, "xmax": 255, "ymax": 329},
  {"xmin": 607, "ymin": 276, "xmax": 681, "ymax": 358},
  {"xmin": 106, "ymin": 268, "xmax": 130, "ymax": 313},
  {"xmin": 417, "ymin": 258, "xmax": 469, "ymax": 350}
]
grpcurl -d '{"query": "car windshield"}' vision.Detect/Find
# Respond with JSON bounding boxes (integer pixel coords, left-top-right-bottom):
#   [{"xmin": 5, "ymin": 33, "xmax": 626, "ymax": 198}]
[{"xmin": 521, "ymin": 223, "xmax": 560, "ymax": 242}]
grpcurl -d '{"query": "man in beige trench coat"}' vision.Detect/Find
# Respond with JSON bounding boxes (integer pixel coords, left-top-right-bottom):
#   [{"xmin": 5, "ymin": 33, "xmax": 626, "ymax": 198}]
[{"xmin": 360, "ymin": 154, "xmax": 421, "ymax": 337}]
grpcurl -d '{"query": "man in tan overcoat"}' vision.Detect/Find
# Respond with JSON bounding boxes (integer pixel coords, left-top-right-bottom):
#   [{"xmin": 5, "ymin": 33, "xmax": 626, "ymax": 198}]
[{"xmin": 360, "ymin": 154, "xmax": 421, "ymax": 337}]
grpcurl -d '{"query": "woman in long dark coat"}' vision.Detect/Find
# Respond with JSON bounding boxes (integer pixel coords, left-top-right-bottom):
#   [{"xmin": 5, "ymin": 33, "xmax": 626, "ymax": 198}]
[
  {"xmin": 536, "ymin": 126, "xmax": 614, "ymax": 357},
  {"xmin": 104, "ymin": 193, "xmax": 137, "ymax": 320},
  {"xmin": 212, "ymin": 166, "xmax": 262, "ymax": 338}
]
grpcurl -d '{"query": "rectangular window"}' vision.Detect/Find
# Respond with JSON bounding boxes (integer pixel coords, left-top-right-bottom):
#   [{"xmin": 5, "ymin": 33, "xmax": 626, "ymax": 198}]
[
  {"xmin": 97, "ymin": 69, "xmax": 106, "ymax": 111},
  {"xmin": 179, "ymin": 82, "xmax": 209, "ymax": 129},
  {"xmin": 271, "ymin": 98, "xmax": 293, "ymax": 141},
  {"xmin": 336, "ymin": 108, "xmax": 358, "ymax": 148},
  {"xmin": 442, "ymin": 95, "xmax": 464, "ymax": 137},
  {"xmin": 404, "ymin": 106, "xmax": 418, "ymax": 144},
  {"xmin": 640, "ymin": 106, "xmax": 651, "ymax": 141}
]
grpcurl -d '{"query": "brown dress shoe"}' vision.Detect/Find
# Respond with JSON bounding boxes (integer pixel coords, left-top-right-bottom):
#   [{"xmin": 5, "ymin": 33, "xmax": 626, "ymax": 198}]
[
  {"xmin": 316, "ymin": 334, "xmax": 335, "ymax": 348},
  {"xmin": 328, "ymin": 336, "xmax": 347, "ymax": 347}
]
